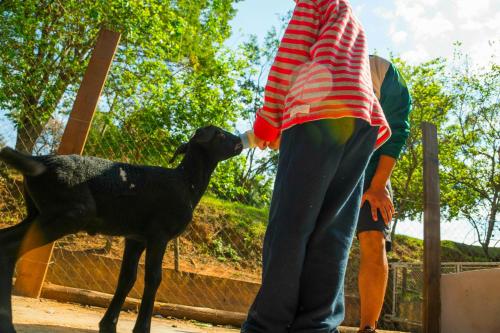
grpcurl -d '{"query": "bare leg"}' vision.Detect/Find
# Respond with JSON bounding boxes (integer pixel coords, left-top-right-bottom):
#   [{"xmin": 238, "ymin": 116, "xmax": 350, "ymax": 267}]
[
  {"xmin": 0, "ymin": 214, "xmax": 83, "ymax": 333},
  {"xmin": 132, "ymin": 237, "xmax": 168, "ymax": 333},
  {"xmin": 99, "ymin": 239, "xmax": 146, "ymax": 333},
  {"xmin": 358, "ymin": 231, "xmax": 388, "ymax": 329}
]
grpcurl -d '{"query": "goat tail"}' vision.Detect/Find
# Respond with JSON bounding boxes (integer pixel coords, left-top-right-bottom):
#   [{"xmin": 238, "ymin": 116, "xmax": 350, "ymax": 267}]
[{"xmin": 0, "ymin": 147, "xmax": 46, "ymax": 177}]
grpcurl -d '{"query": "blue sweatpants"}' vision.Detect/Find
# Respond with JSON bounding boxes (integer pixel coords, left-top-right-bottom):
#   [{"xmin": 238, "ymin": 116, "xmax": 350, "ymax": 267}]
[{"xmin": 242, "ymin": 118, "xmax": 378, "ymax": 333}]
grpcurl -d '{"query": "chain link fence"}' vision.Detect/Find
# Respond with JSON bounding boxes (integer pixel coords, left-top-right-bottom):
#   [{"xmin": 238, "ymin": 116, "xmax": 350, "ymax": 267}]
[
  {"xmin": 0, "ymin": 49, "xmax": 268, "ymax": 315},
  {"xmin": 0, "ymin": 104, "xmax": 363, "ymax": 320},
  {"xmin": 0, "ymin": 6, "xmax": 270, "ymax": 322},
  {"xmin": 1, "ymin": 17, "xmax": 499, "ymax": 333},
  {"xmin": 0, "ymin": 49, "xmax": 382, "ymax": 323},
  {"xmin": 0, "ymin": 107, "xmax": 267, "ymax": 315},
  {"xmin": 383, "ymin": 262, "xmax": 500, "ymax": 332},
  {"xmin": 2, "ymin": 86, "xmax": 498, "ymax": 326}
]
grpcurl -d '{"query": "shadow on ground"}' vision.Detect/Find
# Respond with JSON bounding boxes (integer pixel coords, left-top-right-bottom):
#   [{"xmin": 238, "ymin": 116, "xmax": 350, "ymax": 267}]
[{"xmin": 15, "ymin": 324, "xmax": 97, "ymax": 333}]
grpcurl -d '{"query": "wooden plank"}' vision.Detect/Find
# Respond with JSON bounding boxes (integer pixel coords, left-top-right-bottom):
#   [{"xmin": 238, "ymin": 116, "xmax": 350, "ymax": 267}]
[
  {"xmin": 40, "ymin": 284, "xmax": 247, "ymax": 327},
  {"xmin": 13, "ymin": 28, "xmax": 121, "ymax": 298},
  {"xmin": 421, "ymin": 122, "xmax": 441, "ymax": 333},
  {"xmin": 38, "ymin": 284, "xmax": 409, "ymax": 331}
]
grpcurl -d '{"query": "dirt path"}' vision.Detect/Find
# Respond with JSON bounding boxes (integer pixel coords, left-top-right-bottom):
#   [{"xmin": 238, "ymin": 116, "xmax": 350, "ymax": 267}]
[
  {"xmin": 12, "ymin": 296, "xmax": 406, "ymax": 333},
  {"xmin": 12, "ymin": 296, "xmax": 238, "ymax": 333}
]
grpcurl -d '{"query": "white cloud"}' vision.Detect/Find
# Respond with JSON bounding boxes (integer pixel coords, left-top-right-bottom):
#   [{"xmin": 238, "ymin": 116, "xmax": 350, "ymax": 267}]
[
  {"xmin": 456, "ymin": 0, "xmax": 490, "ymax": 18},
  {"xmin": 372, "ymin": 0, "xmax": 500, "ymax": 65},
  {"xmin": 389, "ymin": 24, "xmax": 408, "ymax": 43},
  {"xmin": 354, "ymin": 4, "xmax": 366, "ymax": 15},
  {"xmin": 392, "ymin": 30, "xmax": 408, "ymax": 43},
  {"xmin": 401, "ymin": 44, "xmax": 431, "ymax": 63},
  {"xmin": 468, "ymin": 40, "xmax": 500, "ymax": 67},
  {"xmin": 373, "ymin": 7, "xmax": 395, "ymax": 20}
]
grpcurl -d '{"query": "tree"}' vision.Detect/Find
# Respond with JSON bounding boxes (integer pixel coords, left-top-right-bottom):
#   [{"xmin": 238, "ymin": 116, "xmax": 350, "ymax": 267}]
[
  {"xmin": 389, "ymin": 58, "xmax": 455, "ymax": 238},
  {"xmin": 0, "ymin": 0, "xmax": 241, "ymax": 153},
  {"xmin": 441, "ymin": 59, "xmax": 500, "ymax": 258},
  {"xmin": 206, "ymin": 15, "xmax": 287, "ymax": 207}
]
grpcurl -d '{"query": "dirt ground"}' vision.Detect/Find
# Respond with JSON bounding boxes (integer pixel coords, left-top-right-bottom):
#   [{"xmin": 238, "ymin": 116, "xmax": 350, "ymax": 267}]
[
  {"xmin": 12, "ymin": 296, "xmax": 239, "ymax": 333},
  {"xmin": 12, "ymin": 296, "xmax": 407, "ymax": 333}
]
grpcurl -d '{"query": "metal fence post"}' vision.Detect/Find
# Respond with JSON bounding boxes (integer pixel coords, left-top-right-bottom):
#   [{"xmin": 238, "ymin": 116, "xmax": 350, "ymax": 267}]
[
  {"xmin": 422, "ymin": 122, "xmax": 441, "ymax": 333},
  {"xmin": 13, "ymin": 28, "xmax": 121, "ymax": 298}
]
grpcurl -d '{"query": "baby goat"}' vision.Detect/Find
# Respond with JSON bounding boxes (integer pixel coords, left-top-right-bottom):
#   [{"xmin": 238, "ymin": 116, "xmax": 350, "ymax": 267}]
[{"xmin": 0, "ymin": 126, "xmax": 243, "ymax": 333}]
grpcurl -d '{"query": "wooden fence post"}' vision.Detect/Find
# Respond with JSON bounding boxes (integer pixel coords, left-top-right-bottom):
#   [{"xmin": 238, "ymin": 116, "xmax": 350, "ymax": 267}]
[
  {"xmin": 13, "ymin": 28, "xmax": 121, "ymax": 298},
  {"xmin": 422, "ymin": 122, "xmax": 441, "ymax": 333}
]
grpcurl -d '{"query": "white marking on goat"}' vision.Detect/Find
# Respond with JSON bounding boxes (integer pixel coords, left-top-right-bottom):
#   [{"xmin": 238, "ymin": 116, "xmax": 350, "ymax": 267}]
[
  {"xmin": 130, "ymin": 184, "xmax": 136, "ymax": 189},
  {"xmin": 119, "ymin": 168, "xmax": 128, "ymax": 182}
]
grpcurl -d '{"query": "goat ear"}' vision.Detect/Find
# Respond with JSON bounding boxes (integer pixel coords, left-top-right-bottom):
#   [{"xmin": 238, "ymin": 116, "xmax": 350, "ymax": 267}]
[
  {"xmin": 193, "ymin": 127, "xmax": 216, "ymax": 144},
  {"xmin": 169, "ymin": 143, "xmax": 189, "ymax": 164}
]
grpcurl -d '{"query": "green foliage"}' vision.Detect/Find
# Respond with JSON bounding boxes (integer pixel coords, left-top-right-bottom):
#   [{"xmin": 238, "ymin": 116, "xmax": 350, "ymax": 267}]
[
  {"xmin": 194, "ymin": 196, "xmax": 498, "ymax": 265},
  {"xmin": 194, "ymin": 196, "xmax": 268, "ymax": 263},
  {"xmin": 208, "ymin": 156, "xmax": 273, "ymax": 207},
  {"xmin": 440, "ymin": 53, "xmax": 500, "ymax": 257},
  {"xmin": 208, "ymin": 17, "xmax": 287, "ymax": 207},
  {"xmin": 388, "ymin": 235, "xmax": 500, "ymax": 262},
  {"xmin": 0, "ymin": 0, "xmax": 277, "ymax": 207},
  {"xmin": 2, "ymin": 0, "xmax": 497, "ymax": 250},
  {"xmin": 0, "ymin": 0, "xmax": 242, "ymax": 153},
  {"xmin": 210, "ymin": 238, "xmax": 241, "ymax": 262},
  {"xmin": 390, "ymin": 58, "xmax": 455, "ymax": 231},
  {"xmin": 390, "ymin": 54, "xmax": 499, "ymax": 257}
]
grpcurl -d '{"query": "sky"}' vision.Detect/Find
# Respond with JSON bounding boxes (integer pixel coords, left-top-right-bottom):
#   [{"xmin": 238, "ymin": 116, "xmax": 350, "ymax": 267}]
[
  {"xmin": 228, "ymin": 0, "xmax": 500, "ymax": 66},
  {"xmin": 1, "ymin": 0, "xmax": 498, "ymax": 245},
  {"xmin": 228, "ymin": 0, "xmax": 500, "ymax": 245}
]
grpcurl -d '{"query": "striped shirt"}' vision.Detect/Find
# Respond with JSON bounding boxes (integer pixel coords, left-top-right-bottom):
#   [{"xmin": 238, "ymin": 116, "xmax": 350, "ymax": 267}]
[{"xmin": 253, "ymin": 0, "xmax": 391, "ymax": 149}]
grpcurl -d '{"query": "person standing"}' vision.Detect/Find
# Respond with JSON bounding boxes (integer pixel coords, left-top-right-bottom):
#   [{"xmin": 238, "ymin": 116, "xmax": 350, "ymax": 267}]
[
  {"xmin": 356, "ymin": 55, "xmax": 412, "ymax": 333},
  {"xmin": 242, "ymin": 1, "xmax": 391, "ymax": 332}
]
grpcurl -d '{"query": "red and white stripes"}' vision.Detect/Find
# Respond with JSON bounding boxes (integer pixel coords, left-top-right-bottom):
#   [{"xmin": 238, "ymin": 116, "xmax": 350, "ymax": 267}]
[{"xmin": 253, "ymin": 0, "xmax": 391, "ymax": 149}]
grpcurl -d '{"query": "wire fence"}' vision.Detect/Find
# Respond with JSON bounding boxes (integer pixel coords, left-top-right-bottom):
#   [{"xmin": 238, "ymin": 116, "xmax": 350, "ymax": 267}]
[
  {"xmin": 0, "ymin": 113, "xmax": 266, "ymax": 313},
  {"xmin": 1, "ymin": 23, "xmax": 499, "ymax": 332},
  {"xmin": 383, "ymin": 262, "xmax": 500, "ymax": 332}
]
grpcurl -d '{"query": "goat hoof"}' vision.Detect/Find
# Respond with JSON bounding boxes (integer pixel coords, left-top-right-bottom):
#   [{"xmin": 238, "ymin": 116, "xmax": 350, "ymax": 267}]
[
  {"xmin": 0, "ymin": 323, "xmax": 16, "ymax": 333},
  {"xmin": 132, "ymin": 326, "xmax": 150, "ymax": 333},
  {"xmin": 98, "ymin": 322, "xmax": 117, "ymax": 333}
]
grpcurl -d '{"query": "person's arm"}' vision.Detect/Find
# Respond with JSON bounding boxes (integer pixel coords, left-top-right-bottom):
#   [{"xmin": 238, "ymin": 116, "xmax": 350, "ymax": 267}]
[
  {"xmin": 378, "ymin": 64, "xmax": 411, "ymax": 160},
  {"xmin": 362, "ymin": 63, "xmax": 412, "ymax": 223},
  {"xmin": 362, "ymin": 155, "xmax": 396, "ymax": 224},
  {"xmin": 253, "ymin": 0, "xmax": 323, "ymax": 146}
]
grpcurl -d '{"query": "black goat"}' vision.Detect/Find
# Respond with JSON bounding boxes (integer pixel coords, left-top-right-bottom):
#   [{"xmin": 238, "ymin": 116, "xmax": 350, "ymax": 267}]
[{"xmin": 0, "ymin": 126, "xmax": 243, "ymax": 333}]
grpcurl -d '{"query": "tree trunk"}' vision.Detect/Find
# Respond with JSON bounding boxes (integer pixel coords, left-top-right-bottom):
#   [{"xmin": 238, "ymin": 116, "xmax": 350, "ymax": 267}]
[
  {"xmin": 483, "ymin": 191, "xmax": 498, "ymax": 260},
  {"xmin": 15, "ymin": 69, "xmax": 72, "ymax": 154},
  {"xmin": 391, "ymin": 217, "xmax": 399, "ymax": 241}
]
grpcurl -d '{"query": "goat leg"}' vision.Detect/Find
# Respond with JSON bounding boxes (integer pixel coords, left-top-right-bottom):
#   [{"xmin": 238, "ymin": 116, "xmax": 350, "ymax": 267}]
[
  {"xmin": 0, "ymin": 216, "xmax": 40, "ymax": 333},
  {"xmin": 99, "ymin": 239, "xmax": 146, "ymax": 333},
  {"xmin": 132, "ymin": 237, "xmax": 168, "ymax": 333},
  {"xmin": 0, "ymin": 254, "xmax": 16, "ymax": 333},
  {"xmin": 0, "ymin": 213, "xmax": 84, "ymax": 333}
]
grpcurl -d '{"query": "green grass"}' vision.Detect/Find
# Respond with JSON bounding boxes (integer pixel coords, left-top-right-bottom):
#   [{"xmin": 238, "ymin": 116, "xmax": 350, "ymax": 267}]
[
  {"xmin": 390, "ymin": 234, "xmax": 500, "ymax": 262},
  {"xmin": 197, "ymin": 196, "xmax": 499, "ymax": 263},
  {"xmin": 189, "ymin": 196, "xmax": 268, "ymax": 263},
  {"xmin": 201, "ymin": 195, "xmax": 268, "ymax": 234}
]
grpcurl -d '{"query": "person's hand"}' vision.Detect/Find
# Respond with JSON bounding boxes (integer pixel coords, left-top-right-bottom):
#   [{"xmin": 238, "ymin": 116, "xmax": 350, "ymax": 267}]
[
  {"xmin": 361, "ymin": 184, "xmax": 395, "ymax": 225},
  {"xmin": 253, "ymin": 136, "xmax": 281, "ymax": 150},
  {"xmin": 269, "ymin": 136, "xmax": 281, "ymax": 150},
  {"xmin": 253, "ymin": 136, "xmax": 269, "ymax": 150}
]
